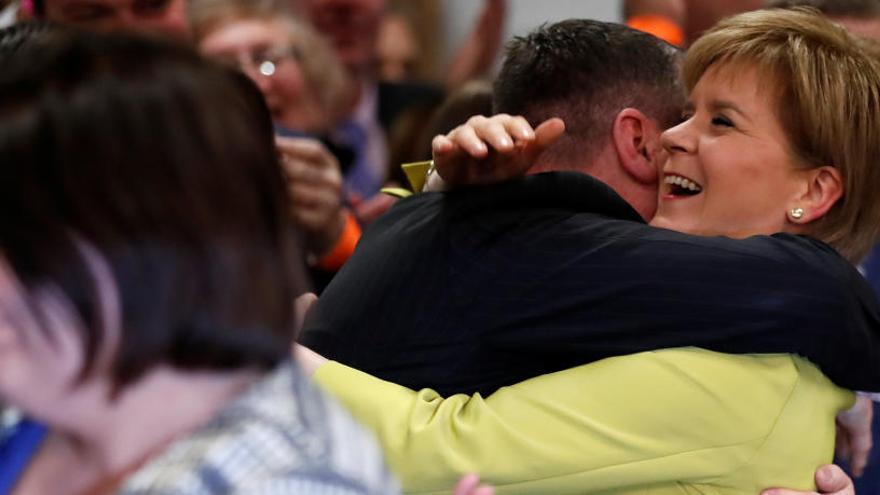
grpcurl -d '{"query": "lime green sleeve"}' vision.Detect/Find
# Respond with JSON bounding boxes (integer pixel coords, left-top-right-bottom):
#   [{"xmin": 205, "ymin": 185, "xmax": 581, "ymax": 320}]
[{"xmin": 314, "ymin": 348, "xmax": 854, "ymax": 495}]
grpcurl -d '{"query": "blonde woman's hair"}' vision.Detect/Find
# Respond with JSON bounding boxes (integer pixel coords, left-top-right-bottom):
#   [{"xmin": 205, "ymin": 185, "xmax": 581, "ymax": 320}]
[
  {"xmin": 189, "ymin": 0, "xmax": 351, "ymax": 131},
  {"xmin": 684, "ymin": 8, "xmax": 880, "ymax": 262},
  {"xmin": 766, "ymin": 0, "xmax": 880, "ymax": 17}
]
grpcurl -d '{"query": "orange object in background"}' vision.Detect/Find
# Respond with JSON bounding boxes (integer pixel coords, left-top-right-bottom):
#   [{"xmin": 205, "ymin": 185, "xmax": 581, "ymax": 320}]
[
  {"xmin": 316, "ymin": 211, "xmax": 362, "ymax": 271},
  {"xmin": 627, "ymin": 14, "xmax": 685, "ymax": 47}
]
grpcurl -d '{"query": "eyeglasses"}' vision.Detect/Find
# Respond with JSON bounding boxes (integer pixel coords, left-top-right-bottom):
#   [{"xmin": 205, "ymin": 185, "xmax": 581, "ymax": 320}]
[{"xmin": 215, "ymin": 45, "xmax": 301, "ymax": 77}]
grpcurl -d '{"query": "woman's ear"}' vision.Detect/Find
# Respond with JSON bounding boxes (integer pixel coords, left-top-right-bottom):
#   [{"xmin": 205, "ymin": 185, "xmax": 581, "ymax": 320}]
[
  {"xmin": 788, "ymin": 166, "xmax": 843, "ymax": 224},
  {"xmin": 612, "ymin": 108, "xmax": 662, "ymax": 185}
]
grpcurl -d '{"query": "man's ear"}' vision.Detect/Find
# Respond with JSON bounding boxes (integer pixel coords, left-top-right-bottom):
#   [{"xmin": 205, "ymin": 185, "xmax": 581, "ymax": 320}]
[
  {"xmin": 612, "ymin": 108, "xmax": 662, "ymax": 185},
  {"xmin": 788, "ymin": 166, "xmax": 843, "ymax": 225}
]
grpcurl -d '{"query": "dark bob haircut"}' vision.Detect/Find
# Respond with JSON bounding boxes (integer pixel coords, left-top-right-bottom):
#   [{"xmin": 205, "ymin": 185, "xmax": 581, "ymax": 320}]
[{"xmin": 0, "ymin": 27, "xmax": 306, "ymax": 389}]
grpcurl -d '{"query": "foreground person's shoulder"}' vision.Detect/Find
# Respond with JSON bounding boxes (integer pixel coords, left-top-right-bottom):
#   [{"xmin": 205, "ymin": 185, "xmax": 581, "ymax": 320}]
[{"xmin": 119, "ymin": 363, "xmax": 400, "ymax": 495}]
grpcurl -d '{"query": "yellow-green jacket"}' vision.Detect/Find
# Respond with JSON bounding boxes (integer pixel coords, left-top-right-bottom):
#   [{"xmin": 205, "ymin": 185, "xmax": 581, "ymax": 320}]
[{"xmin": 314, "ymin": 348, "xmax": 853, "ymax": 494}]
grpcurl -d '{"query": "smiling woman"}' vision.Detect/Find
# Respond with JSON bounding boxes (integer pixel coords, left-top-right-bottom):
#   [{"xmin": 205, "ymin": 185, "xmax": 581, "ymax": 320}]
[
  {"xmin": 652, "ymin": 63, "xmax": 834, "ymax": 240},
  {"xmin": 295, "ymin": 8, "xmax": 880, "ymax": 495},
  {"xmin": 651, "ymin": 7, "xmax": 880, "ymax": 262},
  {"xmin": 191, "ymin": 0, "xmax": 350, "ymax": 133}
]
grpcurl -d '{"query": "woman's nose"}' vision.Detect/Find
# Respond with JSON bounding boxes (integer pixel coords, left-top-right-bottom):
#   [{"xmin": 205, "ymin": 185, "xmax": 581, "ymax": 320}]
[{"xmin": 660, "ymin": 118, "xmax": 694, "ymax": 155}]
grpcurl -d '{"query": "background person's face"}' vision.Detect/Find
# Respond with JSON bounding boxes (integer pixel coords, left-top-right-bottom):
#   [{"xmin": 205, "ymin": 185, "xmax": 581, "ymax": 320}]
[
  {"xmin": 300, "ymin": 0, "xmax": 385, "ymax": 76},
  {"xmin": 650, "ymin": 63, "xmax": 809, "ymax": 238},
  {"xmin": 43, "ymin": 0, "xmax": 189, "ymax": 40},
  {"xmin": 199, "ymin": 18, "xmax": 312, "ymax": 131},
  {"xmin": 0, "ymin": 261, "xmax": 85, "ymax": 423}
]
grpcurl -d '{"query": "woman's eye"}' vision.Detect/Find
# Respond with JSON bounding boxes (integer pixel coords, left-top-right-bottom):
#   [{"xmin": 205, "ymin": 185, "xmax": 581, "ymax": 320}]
[{"xmin": 711, "ymin": 115, "xmax": 734, "ymax": 127}]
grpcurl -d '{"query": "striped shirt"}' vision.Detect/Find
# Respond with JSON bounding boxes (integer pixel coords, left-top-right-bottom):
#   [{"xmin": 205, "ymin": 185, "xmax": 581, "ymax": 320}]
[{"xmin": 119, "ymin": 361, "xmax": 398, "ymax": 494}]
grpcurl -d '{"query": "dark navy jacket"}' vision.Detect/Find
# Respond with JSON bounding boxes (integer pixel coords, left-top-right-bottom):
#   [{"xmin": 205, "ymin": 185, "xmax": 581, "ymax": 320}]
[{"xmin": 302, "ymin": 172, "xmax": 880, "ymax": 396}]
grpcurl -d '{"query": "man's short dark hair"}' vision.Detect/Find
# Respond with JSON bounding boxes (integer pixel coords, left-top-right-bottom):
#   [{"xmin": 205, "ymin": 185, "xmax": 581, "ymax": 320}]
[
  {"xmin": 766, "ymin": 0, "xmax": 880, "ymax": 17},
  {"xmin": 0, "ymin": 29, "xmax": 305, "ymax": 390},
  {"xmin": 493, "ymin": 19, "xmax": 685, "ymax": 168}
]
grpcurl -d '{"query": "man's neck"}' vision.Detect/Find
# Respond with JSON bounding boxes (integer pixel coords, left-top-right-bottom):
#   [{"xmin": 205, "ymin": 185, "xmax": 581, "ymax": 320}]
[{"xmin": 530, "ymin": 146, "xmax": 657, "ymax": 221}]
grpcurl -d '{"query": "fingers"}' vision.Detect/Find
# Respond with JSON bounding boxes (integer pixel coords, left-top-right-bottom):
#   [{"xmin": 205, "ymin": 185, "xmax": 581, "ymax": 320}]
[
  {"xmin": 294, "ymin": 292, "xmax": 318, "ymax": 315},
  {"xmin": 289, "ymin": 182, "xmax": 340, "ymax": 209},
  {"xmin": 467, "ymin": 114, "xmax": 536, "ymax": 153},
  {"xmin": 431, "ymin": 113, "xmax": 565, "ymax": 188},
  {"xmin": 287, "ymin": 179, "xmax": 345, "ymax": 253},
  {"xmin": 278, "ymin": 136, "xmax": 343, "ymax": 237},
  {"xmin": 849, "ymin": 429, "xmax": 872, "ymax": 476},
  {"xmin": 453, "ymin": 474, "xmax": 495, "ymax": 495},
  {"xmin": 815, "ymin": 464, "xmax": 855, "ymax": 495},
  {"xmin": 277, "ymin": 137, "xmax": 342, "ymax": 191},
  {"xmin": 450, "ymin": 122, "xmax": 489, "ymax": 158},
  {"xmin": 454, "ymin": 474, "xmax": 480, "ymax": 494},
  {"xmin": 276, "ymin": 136, "xmax": 337, "ymax": 168},
  {"xmin": 478, "ymin": 119, "xmax": 515, "ymax": 153},
  {"xmin": 293, "ymin": 292, "xmax": 318, "ymax": 335},
  {"xmin": 432, "ymin": 134, "xmax": 457, "ymax": 157},
  {"xmin": 835, "ymin": 424, "xmax": 850, "ymax": 461},
  {"xmin": 473, "ymin": 114, "xmax": 532, "ymax": 152},
  {"xmin": 289, "ymin": 200, "xmax": 341, "ymax": 236},
  {"xmin": 760, "ymin": 464, "xmax": 854, "ymax": 495},
  {"xmin": 836, "ymin": 396, "xmax": 874, "ymax": 476},
  {"xmin": 523, "ymin": 117, "xmax": 566, "ymax": 164},
  {"xmin": 432, "ymin": 133, "xmax": 469, "ymax": 185},
  {"xmin": 445, "ymin": 114, "xmax": 540, "ymax": 159},
  {"xmin": 283, "ymin": 157, "xmax": 323, "ymax": 183},
  {"xmin": 282, "ymin": 153, "xmax": 342, "ymax": 187},
  {"xmin": 534, "ymin": 117, "xmax": 566, "ymax": 147},
  {"xmin": 759, "ymin": 489, "xmax": 819, "ymax": 495},
  {"xmin": 504, "ymin": 115, "xmax": 536, "ymax": 143},
  {"xmin": 472, "ymin": 486, "xmax": 495, "ymax": 495}
]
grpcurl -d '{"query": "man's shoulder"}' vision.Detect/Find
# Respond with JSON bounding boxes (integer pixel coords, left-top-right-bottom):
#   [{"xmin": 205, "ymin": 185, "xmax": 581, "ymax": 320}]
[
  {"xmin": 376, "ymin": 171, "xmax": 644, "ymax": 233},
  {"xmin": 361, "ymin": 173, "xmax": 862, "ymax": 288}
]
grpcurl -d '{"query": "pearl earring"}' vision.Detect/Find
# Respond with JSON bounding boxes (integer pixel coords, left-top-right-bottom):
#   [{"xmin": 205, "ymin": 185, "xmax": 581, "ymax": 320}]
[{"xmin": 790, "ymin": 207, "xmax": 805, "ymax": 220}]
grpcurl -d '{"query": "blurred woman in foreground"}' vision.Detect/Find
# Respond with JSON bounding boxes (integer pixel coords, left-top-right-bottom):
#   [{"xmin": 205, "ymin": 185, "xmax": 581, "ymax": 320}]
[{"xmin": 0, "ymin": 27, "xmax": 396, "ymax": 494}]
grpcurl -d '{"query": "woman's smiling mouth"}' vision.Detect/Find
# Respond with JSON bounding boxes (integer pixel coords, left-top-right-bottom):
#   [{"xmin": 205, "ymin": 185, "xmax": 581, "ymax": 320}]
[{"xmin": 663, "ymin": 174, "xmax": 703, "ymax": 199}]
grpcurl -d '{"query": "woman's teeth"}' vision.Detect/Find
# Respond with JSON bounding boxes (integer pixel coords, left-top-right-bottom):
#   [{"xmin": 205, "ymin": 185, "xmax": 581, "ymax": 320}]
[{"xmin": 664, "ymin": 174, "xmax": 703, "ymax": 195}]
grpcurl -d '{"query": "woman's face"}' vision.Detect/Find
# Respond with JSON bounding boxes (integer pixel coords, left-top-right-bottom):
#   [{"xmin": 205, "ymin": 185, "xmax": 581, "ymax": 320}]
[
  {"xmin": 650, "ymin": 63, "xmax": 809, "ymax": 238},
  {"xmin": 199, "ymin": 18, "xmax": 312, "ymax": 131},
  {"xmin": 0, "ymin": 261, "xmax": 84, "ymax": 421},
  {"xmin": 0, "ymin": 249, "xmax": 119, "ymax": 426}
]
